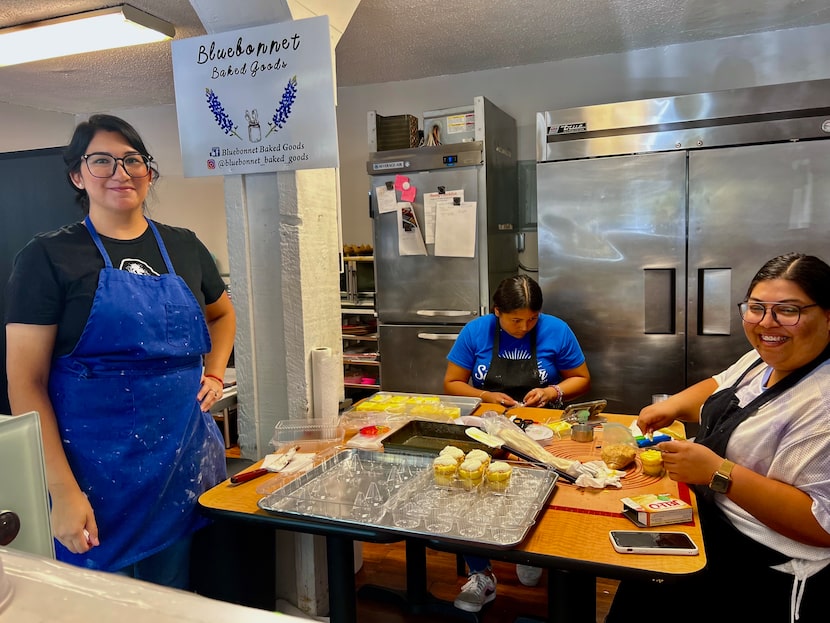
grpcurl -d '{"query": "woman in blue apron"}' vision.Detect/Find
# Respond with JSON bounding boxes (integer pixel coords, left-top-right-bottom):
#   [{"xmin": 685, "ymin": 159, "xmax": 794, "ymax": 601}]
[
  {"xmin": 443, "ymin": 274, "xmax": 592, "ymax": 612},
  {"xmin": 607, "ymin": 253, "xmax": 830, "ymax": 623},
  {"xmin": 5, "ymin": 115, "xmax": 235, "ymax": 589}
]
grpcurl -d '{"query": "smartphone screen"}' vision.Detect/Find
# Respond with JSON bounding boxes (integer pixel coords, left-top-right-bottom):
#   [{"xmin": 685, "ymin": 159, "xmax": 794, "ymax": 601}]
[{"xmin": 609, "ymin": 530, "xmax": 699, "ymax": 555}]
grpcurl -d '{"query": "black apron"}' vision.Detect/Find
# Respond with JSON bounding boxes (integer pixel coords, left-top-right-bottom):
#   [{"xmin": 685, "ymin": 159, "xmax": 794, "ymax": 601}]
[{"xmin": 481, "ymin": 325, "xmax": 541, "ymax": 402}]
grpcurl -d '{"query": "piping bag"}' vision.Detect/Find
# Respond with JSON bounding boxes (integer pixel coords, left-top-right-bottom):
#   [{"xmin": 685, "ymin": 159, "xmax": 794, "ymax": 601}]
[
  {"xmin": 465, "ymin": 427, "xmax": 577, "ymax": 484},
  {"xmin": 230, "ymin": 445, "xmax": 300, "ymax": 484}
]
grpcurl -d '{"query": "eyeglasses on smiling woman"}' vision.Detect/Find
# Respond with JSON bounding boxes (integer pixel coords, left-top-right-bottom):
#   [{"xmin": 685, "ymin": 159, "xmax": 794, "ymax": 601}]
[
  {"xmin": 83, "ymin": 152, "xmax": 153, "ymax": 178},
  {"xmin": 737, "ymin": 301, "xmax": 819, "ymax": 326}
]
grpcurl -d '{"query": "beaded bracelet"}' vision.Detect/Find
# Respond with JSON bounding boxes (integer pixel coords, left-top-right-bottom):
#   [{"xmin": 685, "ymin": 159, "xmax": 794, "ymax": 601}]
[{"xmin": 552, "ymin": 384, "xmax": 564, "ymax": 408}]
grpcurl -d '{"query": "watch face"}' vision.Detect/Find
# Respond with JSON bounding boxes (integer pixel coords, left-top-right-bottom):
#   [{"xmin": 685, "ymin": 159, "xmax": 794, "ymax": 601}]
[{"xmin": 709, "ymin": 472, "xmax": 730, "ymax": 493}]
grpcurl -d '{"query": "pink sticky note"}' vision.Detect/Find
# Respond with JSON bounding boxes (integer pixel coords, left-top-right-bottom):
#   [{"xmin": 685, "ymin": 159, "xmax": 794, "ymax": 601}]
[
  {"xmin": 400, "ymin": 184, "xmax": 417, "ymax": 202},
  {"xmin": 394, "ymin": 175, "xmax": 409, "ymax": 191}
]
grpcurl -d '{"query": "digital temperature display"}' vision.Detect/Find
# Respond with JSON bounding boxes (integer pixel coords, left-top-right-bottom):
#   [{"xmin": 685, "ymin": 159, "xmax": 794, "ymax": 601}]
[{"xmin": 442, "ymin": 155, "xmax": 458, "ymax": 166}]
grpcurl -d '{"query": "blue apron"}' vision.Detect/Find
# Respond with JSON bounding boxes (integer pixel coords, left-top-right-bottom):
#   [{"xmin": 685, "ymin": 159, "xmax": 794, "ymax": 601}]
[{"xmin": 48, "ymin": 216, "xmax": 227, "ymax": 571}]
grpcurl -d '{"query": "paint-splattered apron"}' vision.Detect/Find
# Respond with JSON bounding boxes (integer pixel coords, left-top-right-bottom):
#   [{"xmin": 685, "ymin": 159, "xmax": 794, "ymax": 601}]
[{"xmin": 49, "ymin": 216, "xmax": 226, "ymax": 570}]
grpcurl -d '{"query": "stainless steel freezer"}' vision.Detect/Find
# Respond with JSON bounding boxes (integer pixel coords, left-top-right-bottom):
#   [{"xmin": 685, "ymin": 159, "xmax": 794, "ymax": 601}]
[
  {"xmin": 368, "ymin": 96, "xmax": 519, "ymax": 394},
  {"xmin": 536, "ymin": 79, "xmax": 830, "ymax": 414}
]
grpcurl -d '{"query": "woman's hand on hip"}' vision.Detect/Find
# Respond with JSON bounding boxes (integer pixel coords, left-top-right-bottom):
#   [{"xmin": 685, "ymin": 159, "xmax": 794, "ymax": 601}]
[{"xmin": 199, "ymin": 375, "xmax": 224, "ymax": 411}]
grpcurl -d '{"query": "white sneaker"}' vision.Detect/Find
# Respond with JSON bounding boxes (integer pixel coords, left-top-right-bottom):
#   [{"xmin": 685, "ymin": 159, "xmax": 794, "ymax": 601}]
[
  {"xmin": 516, "ymin": 564, "xmax": 543, "ymax": 587},
  {"xmin": 453, "ymin": 571, "xmax": 497, "ymax": 613}
]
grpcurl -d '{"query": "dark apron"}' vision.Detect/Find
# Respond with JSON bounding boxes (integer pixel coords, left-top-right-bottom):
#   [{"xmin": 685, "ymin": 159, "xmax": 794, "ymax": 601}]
[
  {"xmin": 48, "ymin": 216, "xmax": 227, "ymax": 571},
  {"xmin": 481, "ymin": 325, "xmax": 541, "ymax": 402}
]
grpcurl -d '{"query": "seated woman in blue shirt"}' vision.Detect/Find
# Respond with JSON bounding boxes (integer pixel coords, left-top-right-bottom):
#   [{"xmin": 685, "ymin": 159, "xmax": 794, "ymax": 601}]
[{"xmin": 443, "ymin": 274, "xmax": 591, "ymax": 613}]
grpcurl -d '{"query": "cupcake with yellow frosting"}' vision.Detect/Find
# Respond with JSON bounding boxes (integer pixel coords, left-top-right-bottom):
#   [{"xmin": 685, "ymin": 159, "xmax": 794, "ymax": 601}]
[
  {"xmin": 433, "ymin": 455, "xmax": 458, "ymax": 486},
  {"xmin": 486, "ymin": 461, "xmax": 513, "ymax": 492},
  {"xmin": 458, "ymin": 458, "xmax": 485, "ymax": 490}
]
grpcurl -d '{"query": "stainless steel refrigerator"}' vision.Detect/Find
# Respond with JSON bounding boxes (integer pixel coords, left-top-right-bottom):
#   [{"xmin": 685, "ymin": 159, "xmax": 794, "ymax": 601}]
[
  {"xmin": 367, "ymin": 97, "xmax": 519, "ymax": 393},
  {"xmin": 536, "ymin": 79, "xmax": 830, "ymax": 414}
]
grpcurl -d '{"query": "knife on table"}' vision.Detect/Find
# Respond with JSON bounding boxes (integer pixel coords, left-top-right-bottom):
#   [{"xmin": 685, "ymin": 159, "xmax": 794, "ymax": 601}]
[{"xmin": 230, "ymin": 445, "xmax": 300, "ymax": 484}]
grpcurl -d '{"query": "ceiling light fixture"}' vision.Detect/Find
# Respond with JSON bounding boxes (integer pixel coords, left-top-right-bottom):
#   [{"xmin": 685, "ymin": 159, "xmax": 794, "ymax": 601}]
[{"xmin": 0, "ymin": 5, "xmax": 175, "ymax": 67}]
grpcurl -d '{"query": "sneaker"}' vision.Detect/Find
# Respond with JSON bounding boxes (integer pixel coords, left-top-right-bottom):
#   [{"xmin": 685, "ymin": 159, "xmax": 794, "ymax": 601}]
[
  {"xmin": 516, "ymin": 564, "xmax": 543, "ymax": 587},
  {"xmin": 453, "ymin": 571, "xmax": 497, "ymax": 613}
]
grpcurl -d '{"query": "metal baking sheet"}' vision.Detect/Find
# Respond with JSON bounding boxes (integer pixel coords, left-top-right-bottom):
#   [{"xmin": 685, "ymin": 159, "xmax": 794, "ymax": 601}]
[
  {"xmin": 382, "ymin": 420, "xmax": 507, "ymax": 459},
  {"xmin": 258, "ymin": 448, "xmax": 558, "ymax": 549},
  {"xmin": 343, "ymin": 392, "xmax": 481, "ymax": 418}
]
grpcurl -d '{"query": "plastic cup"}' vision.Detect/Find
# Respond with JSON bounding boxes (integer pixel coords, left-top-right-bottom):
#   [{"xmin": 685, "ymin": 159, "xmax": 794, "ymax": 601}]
[
  {"xmin": 424, "ymin": 509, "xmax": 453, "ymax": 533},
  {"xmin": 392, "ymin": 503, "xmax": 421, "ymax": 529},
  {"xmin": 458, "ymin": 516, "xmax": 487, "ymax": 538}
]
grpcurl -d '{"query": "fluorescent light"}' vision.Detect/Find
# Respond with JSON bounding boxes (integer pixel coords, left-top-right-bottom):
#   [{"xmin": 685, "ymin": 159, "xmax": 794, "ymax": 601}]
[{"xmin": 0, "ymin": 5, "xmax": 175, "ymax": 67}]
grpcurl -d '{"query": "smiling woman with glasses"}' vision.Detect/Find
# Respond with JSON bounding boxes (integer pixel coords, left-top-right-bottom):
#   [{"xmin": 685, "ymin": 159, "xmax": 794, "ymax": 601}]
[{"xmin": 607, "ymin": 252, "xmax": 830, "ymax": 623}]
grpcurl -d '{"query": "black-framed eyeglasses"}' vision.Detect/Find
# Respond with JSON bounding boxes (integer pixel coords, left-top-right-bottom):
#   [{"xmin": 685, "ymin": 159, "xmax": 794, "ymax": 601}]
[
  {"xmin": 83, "ymin": 152, "xmax": 152, "ymax": 178},
  {"xmin": 737, "ymin": 301, "xmax": 819, "ymax": 326}
]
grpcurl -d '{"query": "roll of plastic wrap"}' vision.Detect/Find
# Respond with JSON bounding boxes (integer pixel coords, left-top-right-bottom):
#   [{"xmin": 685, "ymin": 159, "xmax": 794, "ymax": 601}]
[{"xmin": 311, "ymin": 347, "xmax": 340, "ymax": 419}]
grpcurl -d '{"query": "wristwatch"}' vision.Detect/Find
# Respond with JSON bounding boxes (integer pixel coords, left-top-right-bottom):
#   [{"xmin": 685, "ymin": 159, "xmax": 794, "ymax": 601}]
[{"xmin": 708, "ymin": 459, "xmax": 735, "ymax": 494}]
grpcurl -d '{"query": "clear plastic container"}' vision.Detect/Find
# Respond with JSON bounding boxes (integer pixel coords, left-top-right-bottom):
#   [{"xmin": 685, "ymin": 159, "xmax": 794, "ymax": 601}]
[{"xmin": 270, "ymin": 418, "xmax": 345, "ymax": 453}]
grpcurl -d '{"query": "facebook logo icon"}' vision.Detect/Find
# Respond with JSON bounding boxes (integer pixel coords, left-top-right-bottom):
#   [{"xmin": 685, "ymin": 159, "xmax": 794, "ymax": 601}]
[{"xmin": 209, "ymin": 147, "xmax": 220, "ymax": 157}]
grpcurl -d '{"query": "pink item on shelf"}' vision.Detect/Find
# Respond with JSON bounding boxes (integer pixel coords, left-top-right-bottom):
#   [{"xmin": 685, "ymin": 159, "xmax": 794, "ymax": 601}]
[{"xmin": 360, "ymin": 377, "xmax": 376, "ymax": 384}]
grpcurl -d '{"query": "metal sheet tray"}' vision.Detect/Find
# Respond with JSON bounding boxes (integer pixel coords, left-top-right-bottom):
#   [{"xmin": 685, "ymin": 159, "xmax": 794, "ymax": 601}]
[
  {"xmin": 381, "ymin": 420, "xmax": 507, "ymax": 459},
  {"xmin": 258, "ymin": 449, "xmax": 557, "ymax": 549}
]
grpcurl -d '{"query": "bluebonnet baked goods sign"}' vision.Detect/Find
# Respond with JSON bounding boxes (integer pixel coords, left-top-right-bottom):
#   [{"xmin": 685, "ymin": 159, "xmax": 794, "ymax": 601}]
[{"xmin": 172, "ymin": 15, "xmax": 338, "ymax": 177}]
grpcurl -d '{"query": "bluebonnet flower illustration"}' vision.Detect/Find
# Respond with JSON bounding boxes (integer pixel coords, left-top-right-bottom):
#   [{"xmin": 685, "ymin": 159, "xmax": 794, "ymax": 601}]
[
  {"xmin": 266, "ymin": 76, "xmax": 298, "ymax": 137},
  {"xmin": 205, "ymin": 88, "xmax": 241, "ymax": 140}
]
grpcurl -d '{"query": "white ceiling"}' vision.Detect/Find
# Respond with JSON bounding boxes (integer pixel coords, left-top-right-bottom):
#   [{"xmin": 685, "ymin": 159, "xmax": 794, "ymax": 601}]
[{"xmin": 2, "ymin": 0, "xmax": 830, "ymax": 114}]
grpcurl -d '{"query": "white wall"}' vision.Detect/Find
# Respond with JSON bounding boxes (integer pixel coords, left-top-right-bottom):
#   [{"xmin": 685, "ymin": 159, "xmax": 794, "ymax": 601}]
[{"xmin": 335, "ymin": 22, "xmax": 830, "ymax": 247}]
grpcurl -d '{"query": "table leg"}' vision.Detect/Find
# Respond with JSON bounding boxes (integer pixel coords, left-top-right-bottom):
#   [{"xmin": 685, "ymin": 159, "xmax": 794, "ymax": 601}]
[
  {"xmin": 548, "ymin": 569, "xmax": 595, "ymax": 623},
  {"xmin": 326, "ymin": 535, "xmax": 356, "ymax": 623}
]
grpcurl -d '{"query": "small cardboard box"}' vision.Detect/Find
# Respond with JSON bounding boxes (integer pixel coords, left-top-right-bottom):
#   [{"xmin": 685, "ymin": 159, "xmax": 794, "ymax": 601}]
[{"xmin": 621, "ymin": 493, "xmax": 693, "ymax": 527}]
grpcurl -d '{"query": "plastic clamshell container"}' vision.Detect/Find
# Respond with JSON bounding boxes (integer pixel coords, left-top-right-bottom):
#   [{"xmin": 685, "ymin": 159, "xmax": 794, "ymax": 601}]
[{"xmin": 271, "ymin": 419, "xmax": 345, "ymax": 454}]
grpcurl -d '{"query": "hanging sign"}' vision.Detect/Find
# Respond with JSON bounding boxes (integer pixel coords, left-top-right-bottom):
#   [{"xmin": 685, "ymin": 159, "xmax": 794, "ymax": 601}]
[{"xmin": 172, "ymin": 15, "xmax": 338, "ymax": 177}]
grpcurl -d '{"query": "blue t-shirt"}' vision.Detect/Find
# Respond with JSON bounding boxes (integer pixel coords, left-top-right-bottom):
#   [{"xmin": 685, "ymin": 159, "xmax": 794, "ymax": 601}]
[{"xmin": 447, "ymin": 313, "xmax": 585, "ymax": 389}]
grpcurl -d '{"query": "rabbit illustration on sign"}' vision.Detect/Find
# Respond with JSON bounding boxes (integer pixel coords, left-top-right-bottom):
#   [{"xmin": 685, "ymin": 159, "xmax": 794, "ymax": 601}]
[{"xmin": 245, "ymin": 109, "xmax": 261, "ymax": 143}]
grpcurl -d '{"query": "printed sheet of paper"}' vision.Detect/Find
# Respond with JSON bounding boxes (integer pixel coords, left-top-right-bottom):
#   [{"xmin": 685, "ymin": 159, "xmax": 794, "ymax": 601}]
[
  {"xmin": 434, "ymin": 201, "xmax": 476, "ymax": 257},
  {"xmin": 397, "ymin": 202, "xmax": 427, "ymax": 256},
  {"xmin": 375, "ymin": 185, "xmax": 398, "ymax": 214},
  {"xmin": 423, "ymin": 189, "xmax": 464, "ymax": 244}
]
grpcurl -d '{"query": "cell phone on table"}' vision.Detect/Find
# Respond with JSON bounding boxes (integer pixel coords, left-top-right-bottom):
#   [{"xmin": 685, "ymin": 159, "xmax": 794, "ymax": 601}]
[
  {"xmin": 560, "ymin": 399, "xmax": 607, "ymax": 421},
  {"xmin": 609, "ymin": 530, "xmax": 699, "ymax": 555}
]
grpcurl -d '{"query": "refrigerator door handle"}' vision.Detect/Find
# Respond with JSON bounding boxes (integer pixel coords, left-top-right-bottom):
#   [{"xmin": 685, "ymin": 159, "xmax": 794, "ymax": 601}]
[
  {"xmin": 417, "ymin": 333, "xmax": 460, "ymax": 341},
  {"xmin": 644, "ymin": 268, "xmax": 676, "ymax": 334},
  {"xmin": 416, "ymin": 310, "xmax": 474, "ymax": 317},
  {"xmin": 699, "ymin": 268, "xmax": 733, "ymax": 335}
]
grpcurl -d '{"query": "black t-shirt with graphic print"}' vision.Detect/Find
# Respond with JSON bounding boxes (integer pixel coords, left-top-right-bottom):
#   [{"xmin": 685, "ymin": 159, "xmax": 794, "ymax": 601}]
[{"xmin": 5, "ymin": 220, "xmax": 226, "ymax": 357}]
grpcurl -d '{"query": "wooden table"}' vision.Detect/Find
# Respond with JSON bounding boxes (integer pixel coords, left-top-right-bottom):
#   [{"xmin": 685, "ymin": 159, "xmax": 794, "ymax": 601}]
[{"xmin": 198, "ymin": 406, "xmax": 706, "ymax": 623}]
